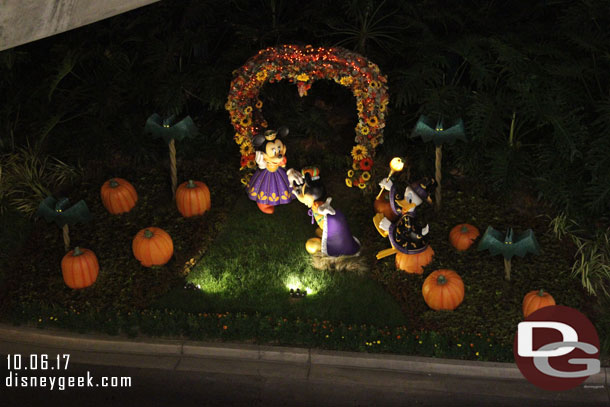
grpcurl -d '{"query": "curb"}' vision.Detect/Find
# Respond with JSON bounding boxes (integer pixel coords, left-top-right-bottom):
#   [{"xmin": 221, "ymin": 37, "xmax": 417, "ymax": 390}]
[{"xmin": 1, "ymin": 324, "xmax": 608, "ymax": 404}]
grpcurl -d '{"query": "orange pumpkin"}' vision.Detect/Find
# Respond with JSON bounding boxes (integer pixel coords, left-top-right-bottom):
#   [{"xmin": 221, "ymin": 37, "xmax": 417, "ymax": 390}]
[
  {"xmin": 449, "ymin": 223, "xmax": 480, "ymax": 251},
  {"xmin": 100, "ymin": 178, "xmax": 138, "ymax": 214},
  {"xmin": 176, "ymin": 180, "xmax": 211, "ymax": 217},
  {"xmin": 523, "ymin": 289, "xmax": 556, "ymax": 317},
  {"xmin": 395, "ymin": 245, "xmax": 435, "ymax": 274},
  {"xmin": 61, "ymin": 247, "xmax": 99, "ymax": 289},
  {"xmin": 373, "ymin": 192, "xmax": 398, "ymax": 222},
  {"xmin": 422, "ymin": 269, "xmax": 464, "ymax": 311},
  {"xmin": 132, "ymin": 227, "xmax": 174, "ymax": 267}
]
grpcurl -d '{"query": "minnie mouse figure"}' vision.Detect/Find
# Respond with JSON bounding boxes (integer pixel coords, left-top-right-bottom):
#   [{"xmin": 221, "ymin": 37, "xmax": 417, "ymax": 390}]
[{"xmin": 247, "ymin": 127, "xmax": 302, "ymax": 214}]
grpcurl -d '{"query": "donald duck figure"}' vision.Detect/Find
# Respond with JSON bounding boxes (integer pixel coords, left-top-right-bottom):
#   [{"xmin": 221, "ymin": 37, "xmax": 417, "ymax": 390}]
[{"xmin": 374, "ymin": 176, "xmax": 437, "ymax": 273}]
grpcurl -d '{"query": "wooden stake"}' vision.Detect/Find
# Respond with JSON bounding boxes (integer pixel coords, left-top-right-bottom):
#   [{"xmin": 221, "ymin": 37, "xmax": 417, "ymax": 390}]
[
  {"xmin": 62, "ymin": 224, "xmax": 70, "ymax": 252},
  {"xmin": 169, "ymin": 139, "xmax": 177, "ymax": 196},
  {"xmin": 504, "ymin": 258, "xmax": 511, "ymax": 281},
  {"xmin": 435, "ymin": 145, "xmax": 442, "ymax": 211}
]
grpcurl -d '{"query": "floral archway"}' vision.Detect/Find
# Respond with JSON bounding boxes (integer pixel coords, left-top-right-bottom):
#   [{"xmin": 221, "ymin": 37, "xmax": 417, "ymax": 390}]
[{"xmin": 225, "ymin": 44, "xmax": 389, "ymax": 189}]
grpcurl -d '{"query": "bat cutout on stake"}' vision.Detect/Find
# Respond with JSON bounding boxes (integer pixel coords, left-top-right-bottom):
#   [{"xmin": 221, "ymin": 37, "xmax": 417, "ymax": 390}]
[
  {"xmin": 411, "ymin": 115, "xmax": 467, "ymax": 146},
  {"xmin": 410, "ymin": 115, "xmax": 466, "ymax": 211},
  {"xmin": 144, "ymin": 113, "xmax": 199, "ymax": 196},
  {"xmin": 144, "ymin": 114, "xmax": 199, "ymax": 144},
  {"xmin": 36, "ymin": 196, "xmax": 91, "ymax": 252},
  {"xmin": 477, "ymin": 226, "xmax": 540, "ymax": 281}
]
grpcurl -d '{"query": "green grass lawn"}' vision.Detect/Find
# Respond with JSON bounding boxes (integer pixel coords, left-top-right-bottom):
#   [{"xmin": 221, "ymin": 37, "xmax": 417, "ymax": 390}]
[{"xmin": 161, "ymin": 194, "xmax": 407, "ymax": 327}]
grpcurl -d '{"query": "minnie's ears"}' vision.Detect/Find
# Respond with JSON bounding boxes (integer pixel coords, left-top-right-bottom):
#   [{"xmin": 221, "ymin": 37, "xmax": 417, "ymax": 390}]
[{"xmin": 253, "ymin": 134, "xmax": 266, "ymax": 147}]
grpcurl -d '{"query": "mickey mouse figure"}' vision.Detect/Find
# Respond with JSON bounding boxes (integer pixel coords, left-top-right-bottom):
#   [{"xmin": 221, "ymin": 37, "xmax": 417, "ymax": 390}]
[
  {"xmin": 374, "ymin": 176, "xmax": 437, "ymax": 255},
  {"xmin": 292, "ymin": 167, "xmax": 361, "ymax": 257},
  {"xmin": 247, "ymin": 127, "xmax": 303, "ymax": 214}
]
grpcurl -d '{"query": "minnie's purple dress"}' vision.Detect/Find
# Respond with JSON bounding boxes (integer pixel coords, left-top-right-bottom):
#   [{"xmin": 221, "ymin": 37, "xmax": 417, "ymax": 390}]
[{"xmin": 247, "ymin": 167, "xmax": 293, "ymax": 206}]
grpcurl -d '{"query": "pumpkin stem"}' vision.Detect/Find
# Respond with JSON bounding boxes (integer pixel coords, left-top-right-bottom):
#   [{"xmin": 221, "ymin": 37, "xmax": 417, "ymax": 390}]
[
  {"xmin": 109, "ymin": 179, "xmax": 119, "ymax": 188},
  {"xmin": 144, "ymin": 229, "xmax": 154, "ymax": 238},
  {"xmin": 460, "ymin": 225, "xmax": 469, "ymax": 233},
  {"xmin": 187, "ymin": 180, "xmax": 196, "ymax": 188},
  {"xmin": 73, "ymin": 246, "xmax": 83, "ymax": 256},
  {"xmin": 538, "ymin": 288, "xmax": 545, "ymax": 296},
  {"xmin": 437, "ymin": 274, "xmax": 447, "ymax": 285}
]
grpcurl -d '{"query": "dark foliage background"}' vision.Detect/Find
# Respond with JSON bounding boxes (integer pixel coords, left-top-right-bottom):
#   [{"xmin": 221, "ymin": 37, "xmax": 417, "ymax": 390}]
[{"xmin": 2, "ymin": 0, "xmax": 609, "ymax": 226}]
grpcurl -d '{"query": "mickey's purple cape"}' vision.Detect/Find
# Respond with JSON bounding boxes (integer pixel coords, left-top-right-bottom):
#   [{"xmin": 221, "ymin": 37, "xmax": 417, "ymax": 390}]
[{"xmin": 322, "ymin": 209, "xmax": 360, "ymax": 256}]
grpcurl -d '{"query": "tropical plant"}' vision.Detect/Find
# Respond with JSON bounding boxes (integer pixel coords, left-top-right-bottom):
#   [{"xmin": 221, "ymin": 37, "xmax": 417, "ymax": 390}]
[
  {"xmin": 323, "ymin": 0, "xmax": 403, "ymax": 57},
  {"xmin": 0, "ymin": 144, "xmax": 81, "ymax": 217},
  {"xmin": 549, "ymin": 213, "xmax": 610, "ymax": 298}
]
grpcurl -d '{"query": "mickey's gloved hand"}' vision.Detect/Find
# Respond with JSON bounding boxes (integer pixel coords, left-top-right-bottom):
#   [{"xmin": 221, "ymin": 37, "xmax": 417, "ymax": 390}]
[
  {"xmin": 318, "ymin": 197, "xmax": 336, "ymax": 216},
  {"xmin": 286, "ymin": 168, "xmax": 304, "ymax": 186}
]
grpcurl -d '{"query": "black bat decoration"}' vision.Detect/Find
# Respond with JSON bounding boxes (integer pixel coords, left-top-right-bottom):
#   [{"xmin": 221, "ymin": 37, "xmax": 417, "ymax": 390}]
[
  {"xmin": 477, "ymin": 226, "xmax": 540, "ymax": 281},
  {"xmin": 36, "ymin": 196, "xmax": 91, "ymax": 228},
  {"xmin": 144, "ymin": 114, "xmax": 199, "ymax": 144},
  {"xmin": 411, "ymin": 115, "xmax": 467, "ymax": 146},
  {"xmin": 477, "ymin": 226, "xmax": 540, "ymax": 259}
]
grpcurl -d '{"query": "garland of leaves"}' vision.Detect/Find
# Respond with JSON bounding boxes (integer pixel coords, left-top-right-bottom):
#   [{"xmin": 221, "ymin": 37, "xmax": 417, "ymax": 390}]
[{"xmin": 226, "ymin": 44, "xmax": 389, "ymax": 188}]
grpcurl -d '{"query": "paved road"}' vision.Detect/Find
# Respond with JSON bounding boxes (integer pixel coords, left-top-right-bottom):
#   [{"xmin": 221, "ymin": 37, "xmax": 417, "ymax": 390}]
[{"xmin": 2, "ymin": 360, "xmax": 606, "ymax": 407}]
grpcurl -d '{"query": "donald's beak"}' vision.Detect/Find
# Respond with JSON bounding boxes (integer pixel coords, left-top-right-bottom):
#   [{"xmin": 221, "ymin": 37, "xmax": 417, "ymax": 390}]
[
  {"xmin": 396, "ymin": 199, "xmax": 417, "ymax": 212},
  {"xmin": 426, "ymin": 196, "xmax": 433, "ymax": 205}
]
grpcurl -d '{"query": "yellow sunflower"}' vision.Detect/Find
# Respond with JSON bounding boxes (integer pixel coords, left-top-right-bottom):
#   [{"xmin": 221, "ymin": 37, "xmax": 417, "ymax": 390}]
[
  {"xmin": 351, "ymin": 145, "xmax": 368, "ymax": 161},
  {"xmin": 234, "ymin": 133, "xmax": 245, "ymax": 145},
  {"xmin": 225, "ymin": 101, "xmax": 235, "ymax": 111},
  {"xmin": 361, "ymin": 171, "xmax": 371, "ymax": 181},
  {"xmin": 255, "ymin": 100, "xmax": 263, "ymax": 109},
  {"xmin": 240, "ymin": 143, "xmax": 254, "ymax": 155},
  {"xmin": 358, "ymin": 182, "xmax": 367, "ymax": 189},
  {"xmin": 296, "ymin": 73, "xmax": 310, "ymax": 82},
  {"xmin": 347, "ymin": 170, "xmax": 354, "ymax": 178},
  {"xmin": 256, "ymin": 70, "xmax": 268, "ymax": 81},
  {"xmin": 370, "ymin": 80, "xmax": 381, "ymax": 89},
  {"xmin": 339, "ymin": 76, "xmax": 353, "ymax": 86},
  {"xmin": 367, "ymin": 116, "xmax": 379, "ymax": 127},
  {"xmin": 370, "ymin": 138, "xmax": 380, "ymax": 148},
  {"xmin": 356, "ymin": 101, "xmax": 364, "ymax": 112},
  {"xmin": 345, "ymin": 178, "xmax": 353, "ymax": 188},
  {"xmin": 361, "ymin": 126, "xmax": 370, "ymax": 135},
  {"xmin": 240, "ymin": 116, "xmax": 252, "ymax": 127},
  {"xmin": 244, "ymin": 106, "xmax": 253, "ymax": 114},
  {"xmin": 352, "ymin": 161, "xmax": 360, "ymax": 170},
  {"xmin": 380, "ymin": 103, "xmax": 387, "ymax": 112}
]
